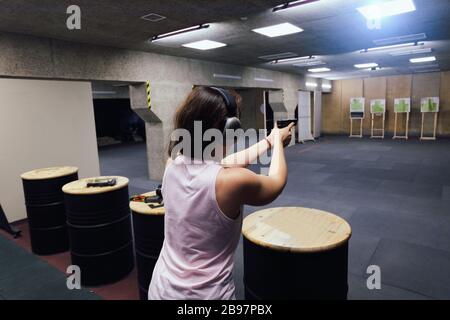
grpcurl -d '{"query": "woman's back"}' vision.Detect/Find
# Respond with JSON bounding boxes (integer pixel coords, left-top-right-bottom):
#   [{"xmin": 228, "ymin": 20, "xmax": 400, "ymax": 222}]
[{"xmin": 148, "ymin": 155, "xmax": 242, "ymax": 300}]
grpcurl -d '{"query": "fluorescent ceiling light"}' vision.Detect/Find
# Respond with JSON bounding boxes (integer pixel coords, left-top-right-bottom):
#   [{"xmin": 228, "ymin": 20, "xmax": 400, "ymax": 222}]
[
  {"xmin": 258, "ymin": 52, "xmax": 298, "ymax": 61},
  {"xmin": 413, "ymin": 69, "xmax": 440, "ymax": 73},
  {"xmin": 390, "ymin": 47, "xmax": 431, "ymax": 56},
  {"xmin": 308, "ymin": 67, "xmax": 331, "ymax": 73},
  {"xmin": 254, "ymin": 77, "xmax": 274, "ymax": 82},
  {"xmin": 374, "ymin": 33, "xmax": 426, "ymax": 46},
  {"xmin": 363, "ymin": 67, "xmax": 385, "ymax": 71},
  {"xmin": 294, "ymin": 60, "xmax": 325, "ymax": 67},
  {"xmin": 213, "ymin": 73, "xmax": 242, "ymax": 80},
  {"xmin": 182, "ymin": 40, "xmax": 226, "ymax": 50},
  {"xmin": 150, "ymin": 24, "xmax": 209, "ymax": 42},
  {"xmin": 252, "ymin": 23, "xmax": 303, "ymax": 38},
  {"xmin": 409, "ymin": 64, "xmax": 439, "ymax": 69},
  {"xmin": 306, "ymin": 82, "xmax": 318, "ymax": 87},
  {"xmin": 92, "ymin": 91, "xmax": 117, "ymax": 95},
  {"xmin": 357, "ymin": 0, "xmax": 416, "ymax": 20},
  {"xmin": 365, "ymin": 42, "xmax": 416, "ymax": 52},
  {"xmin": 322, "ymin": 84, "xmax": 332, "ymax": 89},
  {"xmin": 410, "ymin": 56, "xmax": 436, "ymax": 63},
  {"xmin": 273, "ymin": 0, "xmax": 320, "ymax": 12},
  {"xmin": 354, "ymin": 63, "xmax": 379, "ymax": 68},
  {"xmin": 270, "ymin": 55, "xmax": 315, "ymax": 64}
]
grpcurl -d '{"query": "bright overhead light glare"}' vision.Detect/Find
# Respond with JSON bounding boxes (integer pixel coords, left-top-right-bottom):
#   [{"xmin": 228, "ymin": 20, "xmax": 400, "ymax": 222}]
[
  {"xmin": 354, "ymin": 63, "xmax": 379, "ymax": 69},
  {"xmin": 390, "ymin": 47, "xmax": 431, "ymax": 56},
  {"xmin": 273, "ymin": 0, "xmax": 320, "ymax": 12},
  {"xmin": 308, "ymin": 67, "xmax": 331, "ymax": 73},
  {"xmin": 150, "ymin": 24, "xmax": 209, "ymax": 42},
  {"xmin": 322, "ymin": 84, "xmax": 332, "ymax": 89},
  {"xmin": 357, "ymin": 0, "xmax": 416, "ymax": 20},
  {"xmin": 363, "ymin": 42, "xmax": 416, "ymax": 52},
  {"xmin": 410, "ymin": 56, "xmax": 436, "ymax": 63},
  {"xmin": 306, "ymin": 82, "xmax": 318, "ymax": 87},
  {"xmin": 182, "ymin": 40, "xmax": 227, "ymax": 50},
  {"xmin": 252, "ymin": 23, "xmax": 303, "ymax": 38}
]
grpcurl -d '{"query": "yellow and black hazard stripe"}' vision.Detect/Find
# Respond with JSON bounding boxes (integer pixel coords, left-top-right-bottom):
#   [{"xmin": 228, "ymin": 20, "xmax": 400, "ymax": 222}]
[{"xmin": 146, "ymin": 81, "xmax": 151, "ymax": 110}]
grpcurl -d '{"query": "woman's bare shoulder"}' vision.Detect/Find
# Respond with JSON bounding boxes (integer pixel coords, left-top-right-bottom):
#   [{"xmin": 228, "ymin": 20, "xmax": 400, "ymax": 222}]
[{"xmin": 217, "ymin": 167, "xmax": 257, "ymax": 189}]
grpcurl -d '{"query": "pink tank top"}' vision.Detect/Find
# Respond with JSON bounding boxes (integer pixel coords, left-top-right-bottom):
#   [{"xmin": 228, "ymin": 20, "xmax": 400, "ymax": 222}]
[{"xmin": 148, "ymin": 155, "xmax": 243, "ymax": 300}]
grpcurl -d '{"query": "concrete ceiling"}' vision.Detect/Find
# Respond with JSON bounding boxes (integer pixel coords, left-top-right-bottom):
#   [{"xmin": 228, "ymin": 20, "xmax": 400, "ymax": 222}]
[{"xmin": 0, "ymin": 0, "xmax": 449, "ymax": 79}]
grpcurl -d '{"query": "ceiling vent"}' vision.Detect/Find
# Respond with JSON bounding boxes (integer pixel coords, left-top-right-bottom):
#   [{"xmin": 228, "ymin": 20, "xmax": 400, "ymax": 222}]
[
  {"xmin": 373, "ymin": 33, "xmax": 427, "ymax": 46},
  {"xmin": 141, "ymin": 13, "xmax": 167, "ymax": 22},
  {"xmin": 258, "ymin": 52, "xmax": 298, "ymax": 61}
]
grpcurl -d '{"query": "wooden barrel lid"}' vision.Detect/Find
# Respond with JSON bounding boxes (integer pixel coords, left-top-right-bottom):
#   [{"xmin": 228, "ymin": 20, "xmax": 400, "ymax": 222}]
[
  {"xmin": 130, "ymin": 191, "xmax": 165, "ymax": 216},
  {"xmin": 242, "ymin": 207, "xmax": 352, "ymax": 253},
  {"xmin": 21, "ymin": 166, "xmax": 78, "ymax": 181},
  {"xmin": 62, "ymin": 176, "xmax": 129, "ymax": 195}
]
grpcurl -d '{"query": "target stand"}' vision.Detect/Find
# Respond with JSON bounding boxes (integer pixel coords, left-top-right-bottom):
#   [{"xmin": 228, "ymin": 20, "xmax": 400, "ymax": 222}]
[
  {"xmin": 393, "ymin": 112, "xmax": 410, "ymax": 140},
  {"xmin": 371, "ymin": 112, "xmax": 385, "ymax": 139},
  {"xmin": 420, "ymin": 112, "xmax": 438, "ymax": 141},
  {"xmin": 349, "ymin": 113, "xmax": 364, "ymax": 138}
]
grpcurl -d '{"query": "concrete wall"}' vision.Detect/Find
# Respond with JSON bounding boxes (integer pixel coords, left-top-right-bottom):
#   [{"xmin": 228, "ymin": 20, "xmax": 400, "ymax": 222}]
[
  {"xmin": 0, "ymin": 32, "xmax": 315, "ymax": 180},
  {"xmin": 0, "ymin": 79, "xmax": 100, "ymax": 222},
  {"xmin": 236, "ymin": 89, "xmax": 265, "ymax": 131},
  {"xmin": 322, "ymin": 71, "xmax": 450, "ymax": 137}
]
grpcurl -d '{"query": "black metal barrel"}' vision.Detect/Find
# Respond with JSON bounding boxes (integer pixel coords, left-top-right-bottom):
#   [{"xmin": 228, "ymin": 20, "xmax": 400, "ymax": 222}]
[
  {"xmin": 21, "ymin": 167, "xmax": 78, "ymax": 255},
  {"xmin": 63, "ymin": 176, "xmax": 134, "ymax": 286},
  {"xmin": 243, "ymin": 207, "xmax": 352, "ymax": 300},
  {"xmin": 130, "ymin": 192, "xmax": 165, "ymax": 300}
]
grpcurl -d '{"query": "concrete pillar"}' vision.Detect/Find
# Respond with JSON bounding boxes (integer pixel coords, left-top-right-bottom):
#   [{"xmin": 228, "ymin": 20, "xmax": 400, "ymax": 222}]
[{"xmin": 129, "ymin": 82, "xmax": 192, "ymax": 180}]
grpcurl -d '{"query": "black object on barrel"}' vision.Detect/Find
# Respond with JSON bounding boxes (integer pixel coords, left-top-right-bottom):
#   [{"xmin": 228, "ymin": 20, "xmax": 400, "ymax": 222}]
[
  {"xmin": 130, "ymin": 191, "xmax": 165, "ymax": 300},
  {"xmin": 243, "ymin": 207, "xmax": 351, "ymax": 300},
  {"xmin": 63, "ymin": 176, "xmax": 134, "ymax": 286},
  {"xmin": 21, "ymin": 167, "xmax": 78, "ymax": 255}
]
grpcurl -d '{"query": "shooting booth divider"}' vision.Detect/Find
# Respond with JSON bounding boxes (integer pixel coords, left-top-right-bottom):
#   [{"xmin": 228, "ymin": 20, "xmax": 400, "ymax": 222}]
[
  {"xmin": 393, "ymin": 98, "xmax": 411, "ymax": 140},
  {"xmin": 370, "ymin": 99, "xmax": 386, "ymax": 139},
  {"xmin": 420, "ymin": 97, "xmax": 439, "ymax": 141},
  {"xmin": 349, "ymin": 97, "xmax": 365, "ymax": 138}
]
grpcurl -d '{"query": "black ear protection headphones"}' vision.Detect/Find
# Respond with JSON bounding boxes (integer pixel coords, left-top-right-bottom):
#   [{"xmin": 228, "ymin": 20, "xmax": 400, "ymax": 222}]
[{"xmin": 209, "ymin": 87, "xmax": 242, "ymax": 132}]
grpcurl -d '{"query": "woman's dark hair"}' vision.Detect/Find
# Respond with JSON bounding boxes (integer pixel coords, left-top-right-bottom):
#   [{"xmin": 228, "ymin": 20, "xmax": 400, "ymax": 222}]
[{"xmin": 168, "ymin": 86, "xmax": 241, "ymax": 159}]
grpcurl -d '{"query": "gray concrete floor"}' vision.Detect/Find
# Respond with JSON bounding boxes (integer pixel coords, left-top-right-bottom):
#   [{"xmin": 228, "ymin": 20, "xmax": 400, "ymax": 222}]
[{"xmin": 99, "ymin": 136, "xmax": 450, "ymax": 300}]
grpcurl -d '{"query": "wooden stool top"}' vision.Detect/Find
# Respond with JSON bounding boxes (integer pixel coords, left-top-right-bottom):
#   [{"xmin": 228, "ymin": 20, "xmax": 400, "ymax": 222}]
[
  {"xmin": 62, "ymin": 176, "xmax": 129, "ymax": 195},
  {"xmin": 242, "ymin": 207, "xmax": 351, "ymax": 253},
  {"xmin": 130, "ymin": 191, "xmax": 165, "ymax": 216},
  {"xmin": 21, "ymin": 166, "xmax": 78, "ymax": 181}
]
